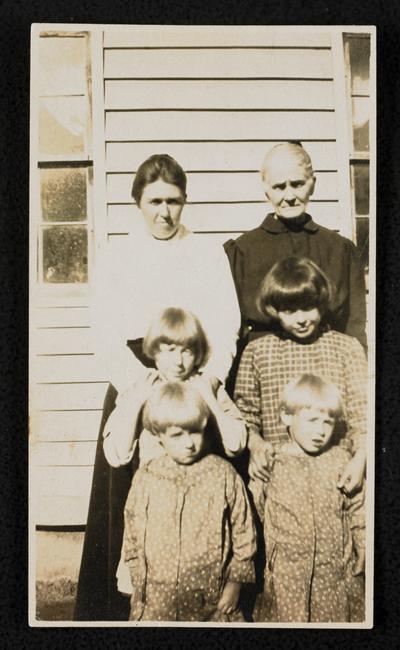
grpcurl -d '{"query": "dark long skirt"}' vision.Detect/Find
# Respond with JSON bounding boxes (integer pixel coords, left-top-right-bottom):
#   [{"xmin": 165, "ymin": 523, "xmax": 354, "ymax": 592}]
[{"xmin": 74, "ymin": 383, "xmax": 136, "ymax": 621}]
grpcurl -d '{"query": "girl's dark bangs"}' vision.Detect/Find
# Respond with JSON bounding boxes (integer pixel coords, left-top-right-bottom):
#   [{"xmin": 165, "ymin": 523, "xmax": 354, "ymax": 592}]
[{"xmin": 271, "ymin": 285, "xmax": 319, "ymax": 311}]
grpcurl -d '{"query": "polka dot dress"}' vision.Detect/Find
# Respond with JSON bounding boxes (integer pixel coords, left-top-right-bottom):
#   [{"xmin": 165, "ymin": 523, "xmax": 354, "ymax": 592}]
[
  {"xmin": 259, "ymin": 445, "xmax": 365, "ymax": 623},
  {"xmin": 124, "ymin": 453, "xmax": 256, "ymax": 622}
]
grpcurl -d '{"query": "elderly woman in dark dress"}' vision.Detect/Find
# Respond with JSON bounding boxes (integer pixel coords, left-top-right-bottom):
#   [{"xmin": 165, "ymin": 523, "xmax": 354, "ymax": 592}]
[{"xmin": 225, "ymin": 141, "xmax": 367, "ymax": 351}]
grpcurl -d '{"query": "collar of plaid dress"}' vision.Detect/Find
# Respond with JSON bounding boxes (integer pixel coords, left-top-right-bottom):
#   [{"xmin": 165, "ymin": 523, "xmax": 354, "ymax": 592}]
[{"xmin": 261, "ymin": 213, "xmax": 319, "ymax": 234}]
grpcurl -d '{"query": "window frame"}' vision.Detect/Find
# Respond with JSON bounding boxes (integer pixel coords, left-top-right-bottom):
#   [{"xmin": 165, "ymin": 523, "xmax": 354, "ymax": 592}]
[{"xmin": 32, "ymin": 30, "xmax": 94, "ymax": 296}]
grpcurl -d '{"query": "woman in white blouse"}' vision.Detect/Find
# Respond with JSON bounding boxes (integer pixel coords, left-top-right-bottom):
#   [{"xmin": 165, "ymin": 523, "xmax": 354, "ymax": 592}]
[{"xmin": 74, "ymin": 154, "xmax": 240, "ymax": 621}]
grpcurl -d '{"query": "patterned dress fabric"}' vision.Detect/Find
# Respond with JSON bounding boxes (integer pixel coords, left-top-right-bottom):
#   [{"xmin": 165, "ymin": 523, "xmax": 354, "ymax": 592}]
[
  {"xmin": 124, "ymin": 453, "xmax": 256, "ymax": 622},
  {"xmin": 256, "ymin": 445, "xmax": 365, "ymax": 623},
  {"xmin": 234, "ymin": 328, "xmax": 367, "ymax": 450}
]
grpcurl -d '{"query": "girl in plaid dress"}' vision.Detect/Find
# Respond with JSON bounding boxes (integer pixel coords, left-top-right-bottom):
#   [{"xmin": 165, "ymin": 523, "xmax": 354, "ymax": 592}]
[{"xmin": 234, "ymin": 256, "xmax": 367, "ymax": 499}]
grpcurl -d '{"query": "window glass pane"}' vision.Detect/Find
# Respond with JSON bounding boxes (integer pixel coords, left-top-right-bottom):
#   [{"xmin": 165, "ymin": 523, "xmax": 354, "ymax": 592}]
[
  {"xmin": 39, "ymin": 96, "xmax": 86, "ymax": 155},
  {"xmin": 352, "ymin": 96, "xmax": 369, "ymax": 152},
  {"xmin": 355, "ymin": 217, "xmax": 369, "ymax": 272},
  {"xmin": 348, "ymin": 37, "xmax": 370, "ymax": 95},
  {"xmin": 41, "ymin": 167, "xmax": 87, "ymax": 222},
  {"xmin": 42, "ymin": 225, "xmax": 88, "ymax": 283},
  {"xmin": 39, "ymin": 36, "xmax": 87, "ymax": 96},
  {"xmin": 352, "ymin": 163, "xmax": 369, "ymax": 216}
]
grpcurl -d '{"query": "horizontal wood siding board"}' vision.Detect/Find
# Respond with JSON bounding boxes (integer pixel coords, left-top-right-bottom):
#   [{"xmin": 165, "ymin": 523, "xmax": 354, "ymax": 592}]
[
  {"xmin": 34, "ymin": 383, "xmax": 108, "ymax": 411},
  {"xmin": 33, "ymin": 306, "xmax": 91, "ymax": 328},
  {"xmin": 107, "ymin": 170, "xmax": 338, "ymax": 203},
  {"xmin": 106, "ymin": 141, "xmax": 338, "ymax": 172},
  {"xmin": 105, "ymin": 79, "xmax": 334, "ymax": 110},
  {"xmin": 104, "ymin": 49, "xmax": 333, "ymax": 79},
  {"xmin": 30, "ymin": 410, "xmax": 102, "ymax": 442},
  {"xmin": 33, "ymin": 354, "xmax": 107, "ymax": 383},
  {"xmin": 34, "ymin": 496, "xmax": 90, "ymax": 526},
  {"xmin": 103, "ymin": 29, "xmax": 331, "ymax": 49},
  {"xmin": 107, "ymin": 202, "xmax": 340, "ymax": 233},
  {"xmin": 105, "ymin": 111, "xmax": 336, "ymax": 141},
  {"xmin": 32, "ymin": 440, "xmax": 97, "ymax": 466},
  {"xmin": 34, "ymin": 466, "xmax": 94, "ymax": 497},
  {"xmin": 34, "ymin": 328, "xmax": 94, "ymax": 355}
]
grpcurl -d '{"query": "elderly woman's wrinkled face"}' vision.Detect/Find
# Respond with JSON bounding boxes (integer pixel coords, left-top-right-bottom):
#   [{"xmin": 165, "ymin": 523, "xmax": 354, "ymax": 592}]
[
  {"xmin": 262, "ymin": 151, "xmax": 315, "ymax": 219},
  {"xmin": 139, "ymin": 179, "xmax": 185, "ymax": 239}
]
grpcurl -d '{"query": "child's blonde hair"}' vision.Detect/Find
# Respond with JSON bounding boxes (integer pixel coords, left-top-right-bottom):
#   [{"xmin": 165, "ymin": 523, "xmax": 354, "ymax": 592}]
[
  {"xmin": 143, "ymin": 307, "xmax": 210, "ymax": 369},
  {"xmin": 142, "ymin": 381, "xmax": 210, "ymax": 437},
  {"xmin": 279, "ymin": 374, "xmax": 345, "ymax": 420}
]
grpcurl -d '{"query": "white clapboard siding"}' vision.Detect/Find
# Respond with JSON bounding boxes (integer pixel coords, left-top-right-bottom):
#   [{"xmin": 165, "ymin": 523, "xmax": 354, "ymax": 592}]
[
  {"xmin": 107, "ymin": 171, "xmax": 338, "ymax": 204},
  {"xmin": 32, "ymin": 440, "xmax": 97, "ymax": 466},
  {"xmin": 103, "ymin": 27, "xmax": 331, "ymax": 48},
  {"xmin": 104, "ymin": 49, "xmax": 333, "ymax": 79},
  {"xmin": 34, "ymin": 328, "xmax": 94, "ymax": 355},
  {"xmin": 32, "ymin": 466, "xmax": 94, "ymax": 525},
  {"xmin": 32, "ymin": 306, "xmax": 91, "ymax": 329},
  {"xmin": 106, "ymin": 141, "xmax": 338, "ymax": 173},
  {"xmin": 107, "ymin": 202, "xmax": 340, "ymax": 235},
  {"xmin": 30, "ymin": 410, "xmax": 102, "ymax": 442},
  {"xmin": 34, "ymin": 382, "xmax": 108, "ymax": 412},
  {"xmin": 105, "ymin": 79, "xmax": 334, "ymax": 110},
  {"xmin": 105, "ymin": 111, "xmax": 336, "ymax": 142},
  {"xmin": 34, "ymin": 354, "xmax": 106, "ymax": 384}
]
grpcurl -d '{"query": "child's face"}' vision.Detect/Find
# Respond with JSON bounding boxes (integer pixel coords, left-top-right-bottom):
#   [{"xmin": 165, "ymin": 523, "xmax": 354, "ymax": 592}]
[
  {"xmin": 283, "ymin": 406, "xmax": 335, "ymax": 455},
  {"xmin": 277, "ymin": 307, "xmax": 321, "ymax": 339},
  {"xmin": 155, "ymin": 342, "xmax": 196, "ymax": 381},
  {"xmin": 159, "ymin": 423, "xmax": 205, "ymax": 464}
]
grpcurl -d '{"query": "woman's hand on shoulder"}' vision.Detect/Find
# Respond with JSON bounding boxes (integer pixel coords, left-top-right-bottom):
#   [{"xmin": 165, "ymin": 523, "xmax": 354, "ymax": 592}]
[
  {"xmin": 120, "ymin": 370, "xmax": 158, "ymax": 406},
  {"xmin": 188, "ymin": 373, "xmax": 219, "ymax": 407},
  {"xmin": 248, "ymin": 431, "xmax": 275, "ymax": 481}
]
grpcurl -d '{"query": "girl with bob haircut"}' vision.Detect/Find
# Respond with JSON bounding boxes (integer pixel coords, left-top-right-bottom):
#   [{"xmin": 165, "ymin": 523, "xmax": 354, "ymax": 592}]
[
  {"xmin": 253, "ymin": 374, "xmax": 365, "ymax": 623},
  {"xmin": 103, "ymin": 307, "xmax": 247, "ymax": 598},
  {"xmin": 257, "ymin": 256, "xmax": 332, "ymax": 323},
  {"xmin": 234, "ymin": 256, "xmax": 367, "ymax": 497},
  {"xmin": 142, "ymin": 306, "xmax": 209, "ymax": 369},
  {"xmin": 123, "ymin": 381, "xmax": 256, "ymax": 622}
]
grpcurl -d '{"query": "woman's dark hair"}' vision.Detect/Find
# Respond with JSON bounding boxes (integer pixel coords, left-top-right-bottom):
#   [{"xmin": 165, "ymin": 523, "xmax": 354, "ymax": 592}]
[
  {"xmin": 131, "ymin": 154, "xmax": 187, "ymax": 204},
  {"xmin": 257, "ymin": 256, "xmax": 332, "ymax": 319}
]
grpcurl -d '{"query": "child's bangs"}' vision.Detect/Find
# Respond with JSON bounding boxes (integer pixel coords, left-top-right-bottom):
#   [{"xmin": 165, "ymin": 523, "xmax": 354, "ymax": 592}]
[
  {"xmin": 271, "ymin": 283, "xmax": 320, "ymax": 312},
  {"xmin": 148, "ymin": 395, "xmax": 208, "ymax": 434},
  {"xmin": 283, "ymin": 380, "xmax": 344, "ymax": 419}
]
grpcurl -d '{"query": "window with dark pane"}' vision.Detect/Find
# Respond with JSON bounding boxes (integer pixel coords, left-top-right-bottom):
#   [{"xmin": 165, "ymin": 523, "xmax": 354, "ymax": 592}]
[
  {"xmin": 41, "ymin": 167, "xmax": 87, "ymax": 222},
  {"xmin": 344, "ymin": 33, "xmax": 371, "ymax": 276},
  {"xmin": 37, "ymin": 31, "xmax": 92, "ymax": 285},
  {"xmin": 43, "ymin": 226, "xmax": 88, "ymax": 283}
]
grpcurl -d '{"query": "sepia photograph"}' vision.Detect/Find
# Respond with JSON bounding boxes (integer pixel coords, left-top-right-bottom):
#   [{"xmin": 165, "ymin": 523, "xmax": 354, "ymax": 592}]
[{"xmin": 28, "ymin": 24, "xmax": 375, "ymax": 627}]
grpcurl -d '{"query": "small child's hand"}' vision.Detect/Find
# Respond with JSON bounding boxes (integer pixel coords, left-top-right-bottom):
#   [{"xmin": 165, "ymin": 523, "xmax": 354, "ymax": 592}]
[
  {"xmin": 352, "ymin": 547, "xmax": 365, "ymax": 576},
  {"xmin": 216, "ymin": 580, "xmax": 241, "ymax": 615},
  {"xmin": 337, "ymin": 448, "xmax": 366, "ymax": 495}
]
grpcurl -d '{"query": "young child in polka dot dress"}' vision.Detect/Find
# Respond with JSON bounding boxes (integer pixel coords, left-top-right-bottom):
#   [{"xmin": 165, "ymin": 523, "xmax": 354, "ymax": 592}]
[
  {"xmin": 255, "ymin": 374, "xmax": 365, "ymax": 622},
  {"xmin": 123, "ymin": 381, "xmax": 256, "ymax": 622}
]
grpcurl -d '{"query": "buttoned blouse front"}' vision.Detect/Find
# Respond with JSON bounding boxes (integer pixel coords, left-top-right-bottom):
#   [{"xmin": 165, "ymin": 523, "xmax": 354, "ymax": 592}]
[{"xmin": 124, "ymin": 454, "xmax": 256, "ymax": 621}]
